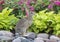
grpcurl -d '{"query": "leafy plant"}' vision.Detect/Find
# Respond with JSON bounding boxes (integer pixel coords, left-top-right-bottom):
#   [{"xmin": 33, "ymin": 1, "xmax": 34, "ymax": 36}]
[
  {"xmin": 34, "ymin": 0, "xmax": 50, "ymax": 12},
  {"xmin": 0, "ymin": 7, "xmax": 19, "ymax": 31},
  {"xmin": 29, "ymin": 10, "xmax": 60, "ymax": 36},
  {"xmin": 1, "ymin": 0, "xmax": 36, "ymax": 18},
  {"xmin": 47, "ymin": 0, "xmax": 60, "ymax": 13}
]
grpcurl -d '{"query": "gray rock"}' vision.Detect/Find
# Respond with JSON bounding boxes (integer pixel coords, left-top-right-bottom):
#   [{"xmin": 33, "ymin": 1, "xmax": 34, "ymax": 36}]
[
  {"xmin": 26, "ymin": 38, "xmax": 34, "ymax": 42},
  {"xmin": 45, "ymin": 39, "xmax": 57, "ymax": 42},
  {"xmin": 58, "ymin": 41, "xmax": 60, "ymax": 42},
  {"xmin": 50, "ymin": 35, "xmax": 60, "ymax": 41},
  {"xmin": 12, "ymin": 37, "xmax": 31, "ymax": 42},
  {"xmin": 0, "ymin": 30, "xmax": 13, "ymax": 37},
  {"xmin": 12, "ymin": 37, "xmax": 21, "ymax": 42},
  {"xmin": 15, "ymin": 33, "xmax": 20, "ymax": 38},
  {"xmin": 24, "ymin": 32, "xmax": 36, "ymax": 39},
  {"xmin": 27, "ymin": 38, "xmax": 33, "ymax": 41},
  {"xmin": 0, "ymin": 30, "xmax": 14, "ymax": 41},
  {"xmin": 0, "ymin": 36, "xmax": 14, "ymax": 40},
  {"xmin": 21, "ymin": 37, "xmax": 31, "ymax": 42},
  {"xmin": 37, "ymin": 33, "xmax": 49, "ymax": 39},
  {"xmin": 31, "ymin": 40, "xmax": 34, "ymax": 42},
  {"xmin": 34, "ymin": 37, "xmax": 44, "ymax": 42}
]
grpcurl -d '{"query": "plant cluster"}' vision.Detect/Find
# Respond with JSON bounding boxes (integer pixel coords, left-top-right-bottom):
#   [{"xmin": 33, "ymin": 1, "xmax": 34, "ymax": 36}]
[
  {"xmin": 48, "ymin": 0, "xmax": 60, "ymax": 13},
  {"xmin": 0, "ymin": 7, "xmax": 19, "ymax": 31},
  {"xmin": 0, "ymin": 0, "xmax": 60, "ymax": 16},
  {"xmin": 0, "ymin": 0, "xmax": 60, "ymax": 36},
  {"xmin": 34, "ymin": 0, "xmax": 49, "ymax": 12},
  {"xmin": 0, "ymin": 0, "xmax": 36, "ymax": 18},
  {"xmin": 29, "ymin": 10, "xmax": 60, "ymax": 35}
]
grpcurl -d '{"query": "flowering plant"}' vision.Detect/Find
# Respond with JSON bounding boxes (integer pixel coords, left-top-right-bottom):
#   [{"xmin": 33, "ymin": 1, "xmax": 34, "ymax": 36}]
[
  {"xmin": 0, "ymin": 0, "xmax": 36, "ymax": 18},
  {"xmin": 48, "ymin": 0, "xmax": 60, "ymax": 13},
  {"xmin": 0, "ymin": 0, "xmax": 4, "ymax": 11},
  {"xmin": 17, "ymin": 0, "xmax": 36, "ymax": 17}
]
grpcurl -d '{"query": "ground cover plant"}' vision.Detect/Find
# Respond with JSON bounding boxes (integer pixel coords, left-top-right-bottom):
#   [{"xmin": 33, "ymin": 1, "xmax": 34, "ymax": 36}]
[
  {"xmin": 29, "ymin": 10, "xmax": 60, "ymax": 36},
  {"xmin": 0, "ymin": 7, "xmax": 19, "ymax": 31}
]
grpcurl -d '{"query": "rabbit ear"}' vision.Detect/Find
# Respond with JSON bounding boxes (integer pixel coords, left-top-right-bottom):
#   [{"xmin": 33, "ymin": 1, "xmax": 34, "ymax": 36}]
[
  {"xmin": 25, "ymin": 9, "xmax": 29, "ymax": 17},
  {"xmin": 25, "ymin": 8, "xmax": 29, "ymax": 17}
]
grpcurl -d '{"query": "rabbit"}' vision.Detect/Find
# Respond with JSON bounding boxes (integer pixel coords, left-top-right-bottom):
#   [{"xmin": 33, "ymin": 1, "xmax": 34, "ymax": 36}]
[{"xmin": 15, "ymin": 8, "xmax": 35, "ymax": 36}]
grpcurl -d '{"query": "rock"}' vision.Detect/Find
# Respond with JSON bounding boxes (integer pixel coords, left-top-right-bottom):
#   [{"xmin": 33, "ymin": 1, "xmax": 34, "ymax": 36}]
[
  {"xmin": 45, "ymin": 39, "xmax": 57, "ymax": 42},
  {"xmin": 24, "ymin": 32, "xmax": 36, "ymax": 39},
  {"xmin": 26, "ymin": 38, "xmax": 34, "ymax": 42},
  {"xmin": 0, "ymin": 30, "xmax": 14, "ymax": 41},
  {"xmin": 37, "ymin": 33, "xmax": 49, "ymax": 39},
  {"xmin": 50, "ymin": 35, "xmax": 60, "ymax": 41},
  {"xmin": 58, "ymin": 41, "xmax": 60, "ymax": 42},
  {"xmin": 12, "ymin": 37, "xmax": 21, "ymax": 42},
  {"xmin": 0, "ymin": 30, "xmax": 14, "ymax": 37},
  {"xmin": 12, "ymin": 37, "xmax": 31, "ymax": 42},
  {"xmin": 21, "ymin": 37, "xmax": 31, "ymax": 42},
  {"xmin": 0, "ymin": 36, "xmax": 14, "ymax": 40},
  {"xmin": 34, "ymin": 37, "xmax": 44, "ymax": 42},
  {"xmin": 15, "ymin": 33, "xmax": 20, "ymax": 38},
  {"xmin": 30, "ymin": 40, "xmax": 34, "ymax": 42}
]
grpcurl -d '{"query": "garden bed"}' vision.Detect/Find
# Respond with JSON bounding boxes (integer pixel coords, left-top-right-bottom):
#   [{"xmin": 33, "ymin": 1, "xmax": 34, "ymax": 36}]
[{"xmin": 0, "ymin": 0, "xmax": 60, "ymax": 42}]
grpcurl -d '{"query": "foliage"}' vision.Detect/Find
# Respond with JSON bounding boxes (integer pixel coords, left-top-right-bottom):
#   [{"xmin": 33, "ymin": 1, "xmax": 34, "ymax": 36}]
[
  {"xmin": 48, "ymin": 0, "xmax": 60, "ymax": 14},
  {"xmin": 0, "ymin": 0, "xmax": 25, "ymax": 18},
  {"xmin": 0, "ymin": 0, "xmax": 36, "ymax": 18},
  {"xmin": 0, "ymin": 0, "xmax": 60, "ymax": 17},
  {"xmin": 34, "ymin": 0, "xmax": 50, "ymax": 12},
  {"xmin": 29, "ymin": 10, "xmax": 60, "ymax": 35},
  {"xmin": 0, "ymin": 7, "xmax": 19, "ymax": 31}
]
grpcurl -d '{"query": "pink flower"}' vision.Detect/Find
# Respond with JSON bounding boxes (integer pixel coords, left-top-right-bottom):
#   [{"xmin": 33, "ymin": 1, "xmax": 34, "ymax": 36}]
[
  {"xmin": 0, "ymin": 0, "xmax": 4, "ymax": 4},
  {"xmin": 33, "ymin": 0, "xmax": 37, "ymax": 3},
  {"xmin": 54, "ymin": 1, "xmax": 60, "ymax": 6},
  {"xmin": 48, "ymin": 4, "xmax": 53, "ymax": 10},
  {"xmin": 26, "ymin": 0, "xmax": 31, "ymax": 5},
  {"xmin": 18, "ymin": 0, "xmax": 24, "ymax": 5},
  {"xmin": 29, "ymin": 6, "xmax": 34, "ymax": 11},
  {"xmin": 21, "ymin": 7, "xmax": 25, "ymax": 11}
]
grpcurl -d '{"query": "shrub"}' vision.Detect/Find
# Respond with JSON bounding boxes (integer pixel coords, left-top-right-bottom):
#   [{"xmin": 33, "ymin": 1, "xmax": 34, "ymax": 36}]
[
  {"xmin": 29, "ymin": 10, "xmax": 60, "ymax": 36},
  {"xmin": 0, "ymin": 7, "xmax": 19, "ymax": 31}
]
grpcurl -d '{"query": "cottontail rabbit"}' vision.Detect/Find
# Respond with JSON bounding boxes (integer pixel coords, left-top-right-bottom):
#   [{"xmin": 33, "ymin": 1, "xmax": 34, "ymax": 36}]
[{"xmin": 15, "ymin": 9, "xmax": 35, "ymax": 36}]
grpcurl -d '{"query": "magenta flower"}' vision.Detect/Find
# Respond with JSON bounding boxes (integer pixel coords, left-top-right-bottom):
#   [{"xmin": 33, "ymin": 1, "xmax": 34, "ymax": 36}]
[
  {"xmin": 54, "ymin": 1, "xmax": 60, "ymax": 6},
  {"xmin": 26, "ymin": 0, "xmax": 31, "ymax": 5},
  {"xmin": 33, "ymin": 0, "xmax": 37, "ymax": 3},
  {"xmin": 29, "ymin": 6, "xmax": 34, "ymax": 11},
  {"xmin": 0, "ymin": 0, "xmax": 4, "ymax": 4},
  {"xmin": 48, "ymin": 4, "xmax": 53, "ymax": 10},
  {"xmin": 18, "ymin": 2, "xmax": 22, "ymax": 5},
  {"xmin": 21, "ymin": 7, "xmax": 25, "ymax": 11},
  {"xmin": 18, "ymin": 0, "xmax": 24, "ymax": 5}
]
